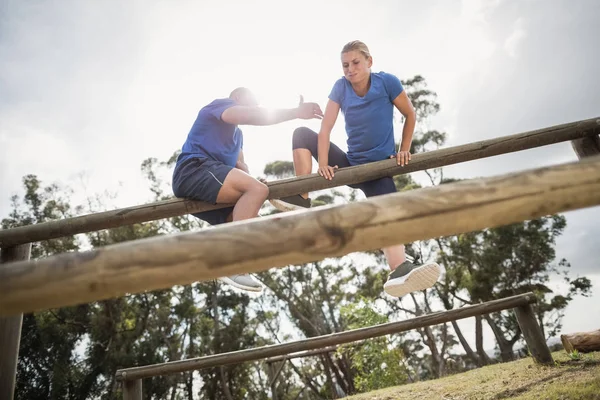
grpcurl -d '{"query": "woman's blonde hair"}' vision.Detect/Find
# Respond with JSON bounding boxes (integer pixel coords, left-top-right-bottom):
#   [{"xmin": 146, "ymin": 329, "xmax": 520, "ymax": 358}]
[{"xmin": 341, "ymin": 40, "xmax": 372, "ymax": 59}]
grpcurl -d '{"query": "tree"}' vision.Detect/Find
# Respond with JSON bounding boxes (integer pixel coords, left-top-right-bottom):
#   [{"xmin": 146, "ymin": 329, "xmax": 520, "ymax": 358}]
[
  {"xmin": 4, "ymin": 156, "xmax": 272, "ymax": 400},
  {"xmin": 2, "ymin": 175, "xmax": 90, "ymax": 400},
  {"xmin": 439, "ymin": 215, "xmax": 592, "ymax": 361},
  {"xmin": 338, "ymin": 300, "xmax": 409, "ymax": 392}
]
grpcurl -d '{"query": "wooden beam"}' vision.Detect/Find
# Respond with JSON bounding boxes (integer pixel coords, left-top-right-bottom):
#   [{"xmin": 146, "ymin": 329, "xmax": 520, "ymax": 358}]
[
  {"xmin": 115, "ymin": 293, "xmax": 536, "ymax": 381},
  {"xmin": 561, "ymin": 329, "xmax": 600, "ymax": 353},
  {"xmin": 1, "ymin": 156, "xmax": 600, "ymax": 316},
  {"xmin": 122, "ymin": 379, "xmax": 142, "ymax": 400},
  {"xmin": 0, "ymin": 117, "xmax": 598, "ymax": 248},
  {"xmin": 265, "ymin": 345, "xmax": 340, "ymax": 363},
  {"xmin": 572, "ymin": 134, "xmax": 600, "ymax": 159},
  {"xmin": 515, "ymin": 304, "xmax": 553, "ymax": 365},
  {"xmin": 0, "ymin": 244, "xmax": 31, "ymax": 400}
]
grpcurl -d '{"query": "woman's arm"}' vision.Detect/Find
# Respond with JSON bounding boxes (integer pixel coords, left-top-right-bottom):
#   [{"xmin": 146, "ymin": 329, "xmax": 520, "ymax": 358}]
[
  {"xmin": 392, "ymin": 91, "xmax": 417, "ymax": 166},
  {"xmin": 317, "ymin": 99, "xmax": 341, "ymax": 180}
]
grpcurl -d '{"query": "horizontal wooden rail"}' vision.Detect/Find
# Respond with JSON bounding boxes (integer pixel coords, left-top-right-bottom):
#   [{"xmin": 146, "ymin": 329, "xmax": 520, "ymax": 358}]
[
  {"xmin": 114, "ymin": 293, "xmax": 537, "ymax": 381},
  {"xmin": 1, "ymin": 156, "xmax": 599, "ymax": 316},
  {"xmin": 0, "ymin": 117, "xmax": 598, "ymax": 248},
  {"xmin": 265, "ymin": 346, "xmax": 340, "ymax": 364}
]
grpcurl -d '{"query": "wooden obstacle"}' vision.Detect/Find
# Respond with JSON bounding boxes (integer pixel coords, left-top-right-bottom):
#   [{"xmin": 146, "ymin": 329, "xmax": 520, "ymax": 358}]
[
  {"xmin": 0, "ymin": 117, "xmax": 598, "ymax": 249},
  {"xmin": 0, "ymin": 117, "xmax": 599, "ymax": 400},
  {"xmin": 0, "ymin": 155, "xmax": 599, "ymax": 316},
  {"xmin": 114, "ymin": 293, "xmax": 551, "ymax": 400}
]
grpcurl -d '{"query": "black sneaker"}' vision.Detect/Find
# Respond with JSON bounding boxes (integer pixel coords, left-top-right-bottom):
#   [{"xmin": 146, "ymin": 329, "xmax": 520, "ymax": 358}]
[
  {"xmin": 269, "ymin": 194, "xmax": 311, "ymax": 212},
  {"xmin": 383, "ymin": 260, "xmax": 441, "ymax": 297}
]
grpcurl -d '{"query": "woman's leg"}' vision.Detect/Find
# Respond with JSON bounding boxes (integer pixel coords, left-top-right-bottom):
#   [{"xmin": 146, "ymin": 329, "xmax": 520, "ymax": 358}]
[
  {"xmin": 272, "ymin": 127, "xmax": 350, "ymax": 210},
  {"xmin": 358, "ymin": 177, "xmax": 407, "ymax": 270},
  {"xmin": 359, "ymin": 177, "xmax": 441, "ymax": 298}
]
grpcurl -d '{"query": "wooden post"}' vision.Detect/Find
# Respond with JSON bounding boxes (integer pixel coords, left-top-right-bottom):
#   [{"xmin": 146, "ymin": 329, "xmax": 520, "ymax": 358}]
[
  {"xmin": 572, "ymin": 133, "xmax": 600, "ymax": 159},
  {"xmin": 2, "ymin": 157, "xmax": 600, "ymax": 316},
  {"xmin": 0, "ymin": 244, "xmax": 31, "ymax": 400},
  {"xmin": 123, "ymin": 379, "xmax": 142, "ymax": 400},
  {"xmin": 561, "ymin": 329, "xmax": 600, "ymax": 353},
  {"xmin": 515, "ymin": 304, "xmax": 554, "ymax": 365},
  {"xmin": 267, "ymin": 361, "xmax": 279, "ymax": 400},
  {"xmin": 0, "ymin": 117, "xmax": 598, "ymax": 249}
]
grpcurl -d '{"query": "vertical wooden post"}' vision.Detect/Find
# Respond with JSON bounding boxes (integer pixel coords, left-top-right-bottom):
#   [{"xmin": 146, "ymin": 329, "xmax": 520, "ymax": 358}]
[
  {"xmin": 515, "ymin": 304, "xmax": 554, "ymax": 365},
  {"xmin": 0, "ymin": 244, "xmax": 32, "ymax": 400},
  {"xmin": 267, "ymin": 361, "xmax": 278, "ymax": 400},
  {"xmin": 571, "ymin": 132, "xmax": 600, "ymax": 159},
  {"xmin": 123, "ymin": 379, "xmax": 142, "ymax": 400}
]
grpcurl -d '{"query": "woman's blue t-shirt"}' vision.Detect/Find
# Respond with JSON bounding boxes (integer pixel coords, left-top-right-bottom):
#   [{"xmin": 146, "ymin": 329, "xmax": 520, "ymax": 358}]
[{"xmin": 328, "ymin": 71, "xmax": 404, "ymax": 165}]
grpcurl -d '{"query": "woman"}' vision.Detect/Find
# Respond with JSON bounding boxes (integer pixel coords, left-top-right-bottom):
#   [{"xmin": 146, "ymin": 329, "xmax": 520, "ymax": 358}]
[{"xmin": 272, "ymin": 40, "xmax": 441, "ymax": 298}]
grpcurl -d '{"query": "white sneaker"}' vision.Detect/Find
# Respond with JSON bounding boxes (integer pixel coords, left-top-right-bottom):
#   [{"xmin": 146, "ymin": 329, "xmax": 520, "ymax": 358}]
[{"xmin": 218, "ymin": 274, "xmax": 263, "ymax": 292}]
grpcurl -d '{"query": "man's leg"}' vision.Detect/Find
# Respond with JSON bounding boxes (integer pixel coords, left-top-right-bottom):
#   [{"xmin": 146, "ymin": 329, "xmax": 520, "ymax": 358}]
[
  {"xmin": 173, "ymin": 158, "xmax": 267, "ymax": 292},
  {"xmin": 210, "ymin": 168, "xmax": 268, "ymax": 292},
  {"xmin": 216, "ymin": 168, "xmax": 269, "ymax": 221}
]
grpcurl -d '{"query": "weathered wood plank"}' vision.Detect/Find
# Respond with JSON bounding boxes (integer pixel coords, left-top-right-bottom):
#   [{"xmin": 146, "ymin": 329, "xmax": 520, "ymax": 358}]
[
  {"xmin": 1, "ymin": 156, "xmax": 599, "ymax": 316},
  {"xmin": 114, "ymin": 293, "xmax": 536, "ymax": 381},
  {"xmin": 561, "ymin": 329, "xmax": 600, "ymax": 353},
  {"xmin": 0, "ymin": 244, "xmax": 32, "ymax": 400},
  {"xmin": 0, "ymin": 117, "xmax": 598, "ymax": 248},
  {"xmin": 515, "ymin": 304, "xmax": 554, "ymax": 365}
]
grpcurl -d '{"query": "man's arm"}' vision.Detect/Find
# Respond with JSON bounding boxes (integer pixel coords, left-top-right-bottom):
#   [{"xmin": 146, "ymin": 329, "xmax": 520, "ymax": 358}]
[
  {"xmin": 221, "ymin": 100, "xmax": 323, "ymax": 126},
  {"xmin": 235, "ymin": 149, "xmax": 250, "ymax": 174}
]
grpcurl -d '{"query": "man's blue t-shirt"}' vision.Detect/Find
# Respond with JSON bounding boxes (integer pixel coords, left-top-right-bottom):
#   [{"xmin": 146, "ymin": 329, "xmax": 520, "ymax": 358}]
[
  {"xmin": 328, "ymin": 71, "xmax": 404, "ymax": 165},
  {"xmin": 177, "ymin": 98, "xmax": 243, "ymax": 167}
]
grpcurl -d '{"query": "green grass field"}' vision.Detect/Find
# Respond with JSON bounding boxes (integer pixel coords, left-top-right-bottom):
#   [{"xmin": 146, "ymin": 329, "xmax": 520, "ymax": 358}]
[{"xmin": 347, "ymin": 351, "xmax": 600, "ymax": 400}]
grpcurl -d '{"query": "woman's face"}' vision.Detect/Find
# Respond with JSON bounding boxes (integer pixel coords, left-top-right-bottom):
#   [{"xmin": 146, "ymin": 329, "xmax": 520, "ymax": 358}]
[{"xmin": 341, "ymin": 50, "xmax": 372, "ymax": 84}]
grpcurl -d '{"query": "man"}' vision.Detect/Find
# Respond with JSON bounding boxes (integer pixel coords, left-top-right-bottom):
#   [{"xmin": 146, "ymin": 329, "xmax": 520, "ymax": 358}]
[{"xmin": 172, "ymin": 87, "xmax": 323, "ymax": 292}]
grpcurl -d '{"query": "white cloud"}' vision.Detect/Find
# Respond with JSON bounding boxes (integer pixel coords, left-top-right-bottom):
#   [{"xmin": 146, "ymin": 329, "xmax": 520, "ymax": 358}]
[{"xmin": 504, "ymin": 17, "xmax": 527, "ymax": 57}]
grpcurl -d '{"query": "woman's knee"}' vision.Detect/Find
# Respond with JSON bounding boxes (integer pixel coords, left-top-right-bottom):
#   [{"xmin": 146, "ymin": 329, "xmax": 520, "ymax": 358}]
[{"xmin": 292, "ymin": 126, "xmax": 317, "ymax": 150}]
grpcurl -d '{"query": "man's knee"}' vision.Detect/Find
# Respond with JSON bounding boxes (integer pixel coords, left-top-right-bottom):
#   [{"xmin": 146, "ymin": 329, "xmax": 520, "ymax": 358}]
[
  {"xmin": 250, "ymin": 180, "xmax": 269, "ymax": 201},
  {"xmin": 292, "ymin": 126, "xmax": 316, "ymax": 150}
]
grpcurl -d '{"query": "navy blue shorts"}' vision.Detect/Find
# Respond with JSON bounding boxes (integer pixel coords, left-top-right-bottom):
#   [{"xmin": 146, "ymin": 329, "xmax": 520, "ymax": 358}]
[
  {"xmin": 172, "ymin": 156, "xmax": 234, "ymax": 226},
  {"xmin": 292, "ymin": 127, "xmax": 397, "ymax": 197}
]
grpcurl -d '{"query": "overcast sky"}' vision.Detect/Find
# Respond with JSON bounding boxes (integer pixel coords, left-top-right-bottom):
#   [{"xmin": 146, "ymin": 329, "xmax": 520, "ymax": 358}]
[{"xmin": 1, "ymin": 0, "xmax": 599, "ymax": 347}]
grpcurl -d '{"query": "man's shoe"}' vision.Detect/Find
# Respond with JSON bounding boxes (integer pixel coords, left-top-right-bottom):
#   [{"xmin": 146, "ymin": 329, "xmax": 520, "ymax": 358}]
[
  {"xmin": 219, "ymin": 274, "xmax": 263, "ymax": 292},
  {"xmin": 383, "ymin": 260, "xmax": 441, "ymax": 297},
  {"xmin": 269, "ymin": 194, "xmax": 311, "ymax": 212}
]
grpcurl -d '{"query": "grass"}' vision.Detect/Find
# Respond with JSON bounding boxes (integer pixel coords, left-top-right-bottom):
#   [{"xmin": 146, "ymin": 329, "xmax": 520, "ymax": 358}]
[{"xmin": 346, "ymin": 351, "xmax": 600, "ymax": 400}]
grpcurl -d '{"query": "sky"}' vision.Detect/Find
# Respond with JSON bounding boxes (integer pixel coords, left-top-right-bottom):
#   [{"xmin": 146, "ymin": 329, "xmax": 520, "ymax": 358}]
[{"xmin": 1, "ymin": 0, "xmax": 599, "ymax": 351}]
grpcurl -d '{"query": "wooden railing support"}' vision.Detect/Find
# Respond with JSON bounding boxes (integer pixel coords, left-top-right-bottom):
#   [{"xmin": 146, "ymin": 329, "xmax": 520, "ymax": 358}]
[
  {"xmin": 572, "ymin": 133, "xmax": 600, "ymax": 159},
  {"xmin": 122, "ymin": 379, "xmax": 142, "ymax": 400},
  {"xmin": 515, "ymin": 304, "xmax": 554, "ymax": 365},
  {"xmin": 0, "ymin": 244, "xmax": 32, "ymax": 400}
]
